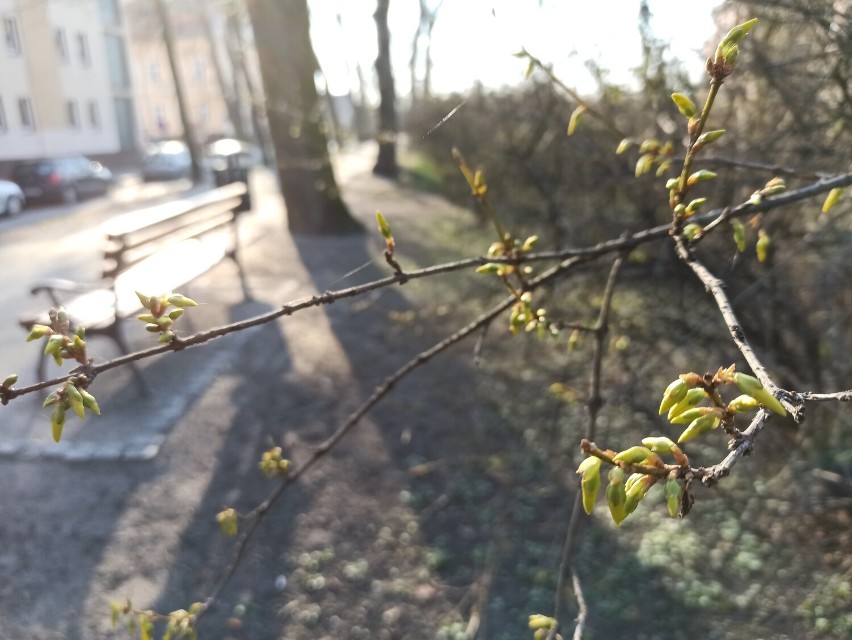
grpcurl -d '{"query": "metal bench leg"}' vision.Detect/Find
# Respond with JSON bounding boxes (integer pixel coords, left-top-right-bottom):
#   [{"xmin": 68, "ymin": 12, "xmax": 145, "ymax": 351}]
[{"xmin": 109, "ymin": 324, "xmax": 151, "ymax": 396}]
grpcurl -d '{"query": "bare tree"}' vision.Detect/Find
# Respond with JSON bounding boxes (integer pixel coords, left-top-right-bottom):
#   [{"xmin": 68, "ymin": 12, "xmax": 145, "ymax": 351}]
[{"xmin": 373, "ymin": 0, "xmax": 399, "ymax": 178}]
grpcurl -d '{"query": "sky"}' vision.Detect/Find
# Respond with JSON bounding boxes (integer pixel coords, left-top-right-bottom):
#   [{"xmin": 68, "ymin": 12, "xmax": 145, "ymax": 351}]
[{"xmin": 309, "ymin": 0, "xmax": 724, "ymax": 99}]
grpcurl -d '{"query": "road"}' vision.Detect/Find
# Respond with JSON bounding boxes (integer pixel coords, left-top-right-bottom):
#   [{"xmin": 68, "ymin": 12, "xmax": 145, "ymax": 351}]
[{"xmin": 0, "ymin": 174, "xmax": 267, "ymax": 458}]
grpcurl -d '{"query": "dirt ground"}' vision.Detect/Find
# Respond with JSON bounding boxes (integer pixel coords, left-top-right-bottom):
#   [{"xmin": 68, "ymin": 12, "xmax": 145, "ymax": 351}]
[{"xmin": 0, "ymin": 147, "xmax": 541, "ymax": 639}]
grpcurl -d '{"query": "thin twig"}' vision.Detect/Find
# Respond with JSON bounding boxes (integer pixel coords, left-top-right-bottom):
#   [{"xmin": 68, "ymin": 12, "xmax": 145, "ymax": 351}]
[
  {"xmin": 800, "ymin": 390, "xmax": 852, "ymax": 402},
  {"xmin": 548, "ymin": 255, "xmax": 624, "ymax": 640},
  {"xmin": 195, "ymin": 253, "xmax": 593, "ymax": 620},
  {"xmin": 571, "ymin": 570, "xmax": 588, "ymax": 640}
]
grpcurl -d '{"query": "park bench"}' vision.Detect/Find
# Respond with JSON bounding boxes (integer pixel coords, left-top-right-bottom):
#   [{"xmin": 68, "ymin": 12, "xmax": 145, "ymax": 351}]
[{"xmin": 19, "ymin": 181, "xmax": 251, "ymax": 382}]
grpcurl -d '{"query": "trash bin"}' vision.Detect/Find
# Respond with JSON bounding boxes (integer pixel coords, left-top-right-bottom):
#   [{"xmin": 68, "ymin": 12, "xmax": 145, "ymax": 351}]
[{"xmin": 208, "ymin": 138, "xmax": 255, "ymax": 212}]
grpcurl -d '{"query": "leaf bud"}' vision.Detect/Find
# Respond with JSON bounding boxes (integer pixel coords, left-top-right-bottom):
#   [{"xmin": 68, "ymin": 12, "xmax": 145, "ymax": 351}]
[
  {"xmin": 671, "ymin": 93, "xmax": 697, "ymax": 118},
  {"xmin": 167, "ymin": 293, "xmax": 198, "ymax": 308},
  {"xmin": 665, "ymin": 178, "xmax": 679, "ymax": 191},
  {"xmin": 732, "ymin": 219, "xmax": 747, "ymax": 252},
  {"xmin": 670, "ymin": 406, "xmax": 714, "ymax": 425},
  {"xmin": 686, "ymin": 170, "xmax": 717, "ymax": 186},
  {"xmin": 2, "ymin": 374, "xmax": 17, "ymax": 388},
  {"xmin": 135, "ymin": 291, "xmax": 152, "ymax": 309},
  {"xmin": 375, "ymin": 211, "xmax": 392, "ymax": 239},
  {"xmin": 733, "ymin": 373, "xmax": 786, "ymax": 416},
  {"xmin": 80, "ymin": 388, "xmax": 101, "ymax": 415},
  {"xmin": 606, "ymin": 476, "xmax": 627, "ymax": 526},
  {"xmin": 528, "ymin": 614, "xmax": 557, "ymax": 630},
  {"xmin": 64, "ymin": 382, "xmax": 86, "ymax": 419},
  {"xmin": 727, "ymin": 394, "xmax": 760, "ymax": 414},
  {"xmin": 720, "ymin": 18, "xmax": 758, "ymax": 47},
  {"xmin": 659, "ymin": 378, "xmax": 690, "ymax": 415},
  {"xmin": 678, "ymin": 412, "xmax": 721, "ymax": 443},
  {"xmin": 756, "ymin": 230, "xmax": 770, "ymax": 263},
  {"xmin": 137, "ymin": 314, "xmax": 156, "ymax": 323},
  {"xmin": 168, "ymin": 309, "xmax": 185, "ymax": 321},
  {"xmin": 613, "ymin": 446, "xmax": 653, "ymax": 464},
  {"xmin": 685, "ymin": 198, "xmax": 707, "ymax": 216},
  {"xmin": 616, "ymin": 138, "xmax": 633, "ymax": 155},
  {"xmin": 577, "ymin": 457, "xmax": 602, "ymax": 515},
  {"xmin": 667, "ymin": 388, "xmax": 706, "ymax": 420},
  {"xmin": 665, "ymin": 478, "xmax": 682, "ymax": 517},
  {"xmin": 56, "ymin": 308, "xmax": 69, "ymax": 324},
  {"xmin": 567, "ymin": 105, "xmax": 586, "ymax": 136},
  {"xmin": 641, "ymin": 436, "xmax": 678, "ymax": 455},
  {"xmin": 51, "ymin": 404, "xmax": 66, "ymax": 443},
  {"xmin": 145, "ymin": 324, "xmax": 161, "ymax": 333},
  {"xmin": 42, "ymin": 390, "xmax": 61, "ymax": 408},
  {"xmin": 822, "ymin": 187, "xmax": 843, "ymax": 214},
  {"xmin": 683, "ymin": 223, "xmax": 702, "ymax": 240},
  {"xmin": 696, "ymin": 130, "xmax": 726, "ymax": 146},
  {"xmin": 216, "ymin": 508, "xmax": 239, "ymax": 537},
  {"xmin": 475, "ymin": 263, "xmax": 503, "ymax": 275},
  {"xmin": 27, "ymin": 324, "xmax": 53, "ymax": 342}
]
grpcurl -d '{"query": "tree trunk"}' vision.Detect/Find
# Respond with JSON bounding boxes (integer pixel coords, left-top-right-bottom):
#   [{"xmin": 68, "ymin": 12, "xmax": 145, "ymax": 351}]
[
  {"xmin": 373, "ymin": 0, "xmax": 398, "ymax": 178},
  {"xmin": 153, "ymin": 0, "xmax": 204, "ymax": 184},
  {"xmin": 246, "ymin": 0, "xmax": 360, "ymax": 234}
]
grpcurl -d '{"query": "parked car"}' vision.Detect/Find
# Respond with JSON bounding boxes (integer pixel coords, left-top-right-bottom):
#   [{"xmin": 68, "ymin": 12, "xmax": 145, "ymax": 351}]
[
  {"xmin": 141, "ymin": 140, "xmax": 192, "ymax": 181},
  {"xmin": 10, "ymin": 156, "xmax": 113, "ymax": 204},
  {"xmin": 0, "ymin": 180, "xmax": 25, "ymax": 216}
]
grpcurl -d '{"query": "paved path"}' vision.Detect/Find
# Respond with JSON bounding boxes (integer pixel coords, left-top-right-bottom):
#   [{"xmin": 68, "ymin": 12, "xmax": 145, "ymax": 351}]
[{"xmin": 0, "ymin": 144, "xmax": 463, "ymax": 462}]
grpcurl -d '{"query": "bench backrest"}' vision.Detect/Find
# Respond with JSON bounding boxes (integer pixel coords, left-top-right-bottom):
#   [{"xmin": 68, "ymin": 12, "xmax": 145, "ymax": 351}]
[{"xmin": 100, "ymin": 182, "xmax": 248, "ymax": 280}]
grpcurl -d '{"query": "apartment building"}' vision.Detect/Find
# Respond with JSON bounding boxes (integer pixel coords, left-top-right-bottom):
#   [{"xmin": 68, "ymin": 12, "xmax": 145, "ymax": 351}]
[
  {"xmin": 123, "ymin": 0, "xmax": 245, "ymax": 146},
  {"xmin": 0, "ymin": 0, "xmax": 137, "ymax": 164}
]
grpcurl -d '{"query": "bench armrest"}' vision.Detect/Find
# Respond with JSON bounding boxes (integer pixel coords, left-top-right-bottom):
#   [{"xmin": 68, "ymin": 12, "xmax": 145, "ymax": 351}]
[{"xmin": 30, "ymin": 279, "xmax": 107, "ymax": 307}]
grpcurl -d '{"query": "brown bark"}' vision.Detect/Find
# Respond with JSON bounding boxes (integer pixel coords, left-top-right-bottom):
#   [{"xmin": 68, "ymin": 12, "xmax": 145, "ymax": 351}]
[
  {"xmin": 246, "ymin": 0, "xmax": 361, "ymax": 234},
  {"xmin": 373, "ymin": 0, "xmax": 398, "ymax": 178}
]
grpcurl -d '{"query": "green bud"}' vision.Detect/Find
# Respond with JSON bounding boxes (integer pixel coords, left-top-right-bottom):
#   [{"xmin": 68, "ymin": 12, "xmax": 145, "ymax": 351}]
[
  {"xmin": 528, "ymin": 614, "xmax": 557, "ymax": 630},
  {"xmin": 668, "ymin": 388, "xmax": 706, "ymax": 420},
  {"xmin": 27, "ymin": 324, "xmax": 53, "ymax": 342},
  {"xmin": 685, "ymin": 198, "xmax": 707, "ymax": 216},
  {"xmin": 56, "ymin": 308, "xmax": 69, "ymax": 324},
  {"xmin": 521, "ymin": 235, "xmax": 538, "ymax": 252},
  {"xmin": 671, "ymin": 93, "xmax": 697, "ymax": 118},
  {"xmin": 2, "ymin": 374, "xmax": 17, "ymax": 388},
  {"xmin": 673, "ymin": 204, "xmax": 687, "ymax": 217},
  {"xmin": 159, "ymin": 330, "xmax": 176, "ymax": 343},
  {"xmin": 137, "ymin": 314, "xmax": 156, "ymax": 323},
  {"xmin": 625, "ymin": 475, "xmax": 654, "ymax": 515},
  {"xmin": 670, "ymin": 406, "xmax": 713, "ymax": 425},
  {"xmin": 683, "ymin": 223, "xmax": 702, "ymax": 240},
  {"xmin": 822, "ymin": 187, "xmax": 843, "ymax": 214},
  {"xmin": 678, "ymin": 412, "xmax": 721, "ymax": 443},
  {"xmin": 665, "ymin": 178, "xmax": 679, "ymax": 190},
  {"xmin": 720, "ymin": 19, "xmax": 757, "ymax": 47},
  {"xmin": 42, "ymin": 390, "xmax": 61, "ymax": 408},
  {"xmin": 168, "ymin": 308, "xmax": 185, "ymax": 321},
  {"xmin": 641, "ymin": 436, "xmax": 678, "ymax": 455},
  {"xmin": 567, "ymin": 105, "xmax": 586, "ymax": 136},
  {"xmin": 616, "ymin": 138, "xmax": 633, "ymax": 155},
  {"xmin": 145, "ymin": 324, "xmax": 161, "ymax": 333},
  {"xmin": 639, "ymin": 138, "xmax": 660, "ymax": 153},
  {"xmin": 697, "ymin": 130, "xmax": 726, "ymax": 146},
  {"xmin": 375, "ymin": 211, "xmax": 392, "ymax": 239},
  {"xmin": 686, "ymin": 170, "xmax": 717, "ymax": 186},
  {"xmin": 44, "ymin": 334, "xmax": 65, "ymax": 357},
  {"xmin": 665, "ymin": 478, "xmax": 682, "ymax": 517},
  {"xmin": 216, "ymin": 508, "xmax": 239, "ymax": 537},
  {"xmin": 476, "ymin": 263, "xmax": 503, "ymax": 275},
  {"xmin": 659, "ymin": 378, "xmax": 690, "ymax": 415},
  {"xmin": 64, "ymin": 382, "xmax": 86, "ymax": 419},
  {"xmin": 732, "ymin": 219, "xmax": 747, "ymax": 252},
  {"xmin": 733, "ymin": 372, "xmax": 786, "ymax": 416},
  {"xmin": 613, "ymin": 446, "xmax": 653, "ymax": 464},
  {"xmin": 756, "ymin": 230, "xmax": 770, "ymax": 263},
  {"xmin": 167, "ymin": 293, "xmax": 198, "ymax": 308},
  {"xmin": 79, "ymin": 388, "xmax": 101, "ymax": 415},
  {"xmin": 577, "ymin": 457, "xmax": 602, "ymax": 515},
  {"xmin": 135, "ymin": 291, "xmax": 151, "ymax": 309},
  {"xmin": 727, "ymin": 394, "xmax": 760, "ymax": 414},
  {"xmin": 635, "ymin": 154, "xmax": 654, "ymax": 177},
  {"xmin": 157, "ymin": 316, "xmax": 174, "ymax": 328},
  {"xmin": 606, "ymin": 467, "xmax": 627, "ymax": 525},
  {"xmin": 74, "ymin": 325, "xmax": 86, "ymax": 339},
  {"xmin": 51, "ymin": 404, "xmax": 66, "ymax": 443}
]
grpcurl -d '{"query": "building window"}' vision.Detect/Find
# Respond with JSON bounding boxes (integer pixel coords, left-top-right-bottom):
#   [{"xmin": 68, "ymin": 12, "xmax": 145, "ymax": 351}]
[
  {"xmin": 18, "ymin": 97, "xmax": 34, "ymax": 130},
  {"xmin": 104, "ymin": 34, "xmax": 130, "ymax": 90},
  {"xmin": 0, "ymin": 97, "xmax": 7, "ymax": 132},
  {"xmin": 67, "ymin": 100, "xmax": 80, "ymax": 129},
  {"xmin": 154, "ymin": 105, "xmax": 167, "ymax": 134},
  {"xmin": 77, "ymin": 33, "xmax": 90, "ymax": 66},
  {"xmin": 98, "ymin": 0, "xmax": 121, "ymax": 26},
  {"xmin": 88, "ymin": 101, "xmax": 100, "ymax": 129},
  {"xmin": 4, "ymin": 17, "xmax": 21, "ymax": 55},
  {"xmin": 148, "ymin": 61, "xmax": 160, "ymax": 84},
  {"xmin": 55, "ymin": 29, "xmax": 68, "ymax": 63}
]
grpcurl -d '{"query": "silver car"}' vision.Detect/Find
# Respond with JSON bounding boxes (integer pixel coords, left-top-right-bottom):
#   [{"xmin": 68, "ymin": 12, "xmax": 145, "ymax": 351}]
[{"xmin": 0, "ymin": 179, "xmax": 25, "ymax": 216}]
